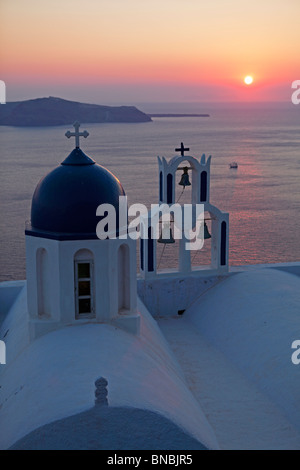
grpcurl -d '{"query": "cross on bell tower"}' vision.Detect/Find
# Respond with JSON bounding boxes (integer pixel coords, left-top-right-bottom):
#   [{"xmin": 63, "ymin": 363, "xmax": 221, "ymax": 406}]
[
  {"xmin": 65, "ymin": 121, "xmax": 89, "ymax": 148},
  {"xmin": 175, "ymin": 142, "xmax": 190, "ymax": 157}
]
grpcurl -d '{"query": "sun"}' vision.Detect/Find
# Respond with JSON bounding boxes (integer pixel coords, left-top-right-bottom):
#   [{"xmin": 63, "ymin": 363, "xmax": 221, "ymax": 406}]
[{"xmin": 244, "ymin": 75, "xmax": 253, "ymax": 85}]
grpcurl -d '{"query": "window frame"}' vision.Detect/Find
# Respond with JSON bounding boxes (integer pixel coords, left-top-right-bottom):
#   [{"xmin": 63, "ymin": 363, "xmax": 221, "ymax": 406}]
[{"xmin": 74, "ymin": 259, "xmax": 95, "ymax": 319}]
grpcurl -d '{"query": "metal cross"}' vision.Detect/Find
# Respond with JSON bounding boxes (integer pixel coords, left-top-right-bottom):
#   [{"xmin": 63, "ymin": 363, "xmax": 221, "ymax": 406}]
[
  {"xmin": 65, "ymin": 121, "xmax": 89, "ymax": 148},
  {"xmin": 175, "ymin": 142, "xmax": 190, "ymax": 156}
]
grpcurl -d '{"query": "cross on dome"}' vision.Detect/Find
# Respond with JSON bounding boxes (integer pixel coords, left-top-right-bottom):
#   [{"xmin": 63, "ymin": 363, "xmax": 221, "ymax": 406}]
[
  {"xmin": 65, "ymin": 121, "xmax": 89, "ymax": 148},
  {"xmin": 175, "ymin": 142, "xmax": 190, "ymax": 157}
]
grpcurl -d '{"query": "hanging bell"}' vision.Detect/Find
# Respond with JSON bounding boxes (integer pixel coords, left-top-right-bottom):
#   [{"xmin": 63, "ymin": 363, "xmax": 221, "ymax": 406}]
[
  {"xmin": 203, "ymin": 222, "xmax": 211, "ymax": 239},
  {"xmin": 158, "ymin": 222, "xmax": 175, "ymax": 244},
  {"xmin": 178, "ymin": 167, "xmax": 191, "ymax": 187},
  {"xmin": 197, "ymin": 221, "xmax": 211, "ymax": 240}
]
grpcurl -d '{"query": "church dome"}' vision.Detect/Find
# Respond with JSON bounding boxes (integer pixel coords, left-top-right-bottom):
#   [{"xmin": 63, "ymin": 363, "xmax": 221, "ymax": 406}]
[{"xmin": 27, "ymin": 145, "xmax": 125, "ymax": 240}]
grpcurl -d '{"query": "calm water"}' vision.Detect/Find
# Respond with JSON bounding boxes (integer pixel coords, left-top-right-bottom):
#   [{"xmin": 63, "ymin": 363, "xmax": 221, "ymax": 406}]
[{"xmin": 0, "ymin": 103, "xmax": 300, "ymax": 281}]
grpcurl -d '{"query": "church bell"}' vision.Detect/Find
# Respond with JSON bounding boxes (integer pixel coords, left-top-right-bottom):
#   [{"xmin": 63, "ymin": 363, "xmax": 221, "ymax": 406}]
[
  {"xmin": 196, "ymin": 221, "xmax": 211, "ymax": 240},
  {"xmin": 178, "ymin": 167, "xmax": 191, "ymax": 187},
  {"xmin": 158, "ymin": 222, "xmax": 175, "ymax": 244},
  {"xmin": 203, "ymin": 222, "xmax": 211, "ymax": 239}
]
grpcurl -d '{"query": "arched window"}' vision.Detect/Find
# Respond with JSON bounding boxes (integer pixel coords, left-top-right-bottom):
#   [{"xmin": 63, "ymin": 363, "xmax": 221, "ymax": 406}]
[
  {"xmin": 36, "ymin": 248, "xmax": 51, "ymax": 318},
  {"xmin": 118, "ymin": 244, "xmax": 130, "ymax": 312},
  {"xmin": 148, "ymin": 226, "xmax": 154, "ymax": 272},
  {"xmin": 159, "ymin": 171, "xmax": 163, "ymax": 202},
  {"xmin": 200, "ymin": 171, "xmax": 207, "ymax": 202},
  {"xmin": 220, "ymin": 222, "xmax": 227, "ymax": 266},
  {"xmin": 167, "ymin": 174, "xmax": 173, "ymax": 204},
  {"xmin": 74, "ymin": 249, "xmax": 95, "ymax": 319}
]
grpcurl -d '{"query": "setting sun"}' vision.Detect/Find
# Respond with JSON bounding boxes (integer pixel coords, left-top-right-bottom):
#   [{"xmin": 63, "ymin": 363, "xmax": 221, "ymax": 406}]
[{"xmin": 244, "ymin": 76, "xmax": 254, "ymax": 85}]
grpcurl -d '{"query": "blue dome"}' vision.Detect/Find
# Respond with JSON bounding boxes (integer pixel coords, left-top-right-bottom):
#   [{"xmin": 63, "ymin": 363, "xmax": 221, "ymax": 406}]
[{"xmin": 26, "ymin": 148, "xmax": 125, "ymax": 240}]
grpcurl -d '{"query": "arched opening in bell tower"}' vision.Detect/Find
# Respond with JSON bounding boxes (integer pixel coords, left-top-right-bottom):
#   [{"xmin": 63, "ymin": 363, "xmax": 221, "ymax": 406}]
[
  {"xmin": 174, "ymin": 160, "xmax": 193, "ymax": 206},
  {"xmin": 190, "ymin": 211, "xmax": 212, "ymax": 269}
]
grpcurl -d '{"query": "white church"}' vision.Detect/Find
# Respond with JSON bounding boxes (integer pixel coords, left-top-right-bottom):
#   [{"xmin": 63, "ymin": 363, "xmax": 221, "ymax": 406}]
[{"xmin": 0, "ymin": 123, "xmax": 300, "ymax": 450}]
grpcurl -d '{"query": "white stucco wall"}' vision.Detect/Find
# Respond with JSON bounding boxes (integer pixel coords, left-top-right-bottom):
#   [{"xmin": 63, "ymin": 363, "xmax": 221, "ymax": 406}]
[
  {"xmin": 137, "ymin": 273, "xmax": 225, "ymax": 317},
  {"xmin": 0, "ymin": 294, "xmax": 219, "ymax": 450},
  {"xmin": 0, "ymin": 281, "xmax": 25, "ymax": 328},
  {"xmin": 26, "ymin": 235, "xmax": 139, "ymax": 338},
  {"xmin": 185, "ymin": 267, "xmax": 300, "ymax": 432}
]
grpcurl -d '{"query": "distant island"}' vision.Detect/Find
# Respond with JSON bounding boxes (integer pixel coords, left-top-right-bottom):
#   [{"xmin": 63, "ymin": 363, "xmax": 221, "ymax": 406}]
[
  {"xmin": 0, "ymin": 96, "xmax": 152, "ymax": 127},
  {"xmin": 148, "ymin": 114, "xmax": 210, "ymax": 118}
]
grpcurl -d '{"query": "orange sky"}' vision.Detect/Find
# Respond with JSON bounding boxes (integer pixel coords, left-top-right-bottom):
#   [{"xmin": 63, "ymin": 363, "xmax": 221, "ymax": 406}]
[{"xmin": 1, "ymin": 0, "xmax": 299, "ymax": 103}]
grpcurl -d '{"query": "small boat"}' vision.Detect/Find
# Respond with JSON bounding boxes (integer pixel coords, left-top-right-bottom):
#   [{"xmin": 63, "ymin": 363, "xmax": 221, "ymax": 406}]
[{"xmin": 229, "ymin": 162, "xmax": 238, "ymax": 169}]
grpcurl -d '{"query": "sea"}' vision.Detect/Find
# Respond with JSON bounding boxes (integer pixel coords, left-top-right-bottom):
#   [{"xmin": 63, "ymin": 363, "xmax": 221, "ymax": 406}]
[{"xmin": 0, "ymin": 101, "xmax": 299, "ymax": 281}]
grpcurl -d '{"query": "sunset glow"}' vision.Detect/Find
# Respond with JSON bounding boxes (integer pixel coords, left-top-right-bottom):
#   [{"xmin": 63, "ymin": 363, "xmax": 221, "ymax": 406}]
[{"xmin": 0, "ymin": 0, "xmax": 299, "ymax": 103}]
